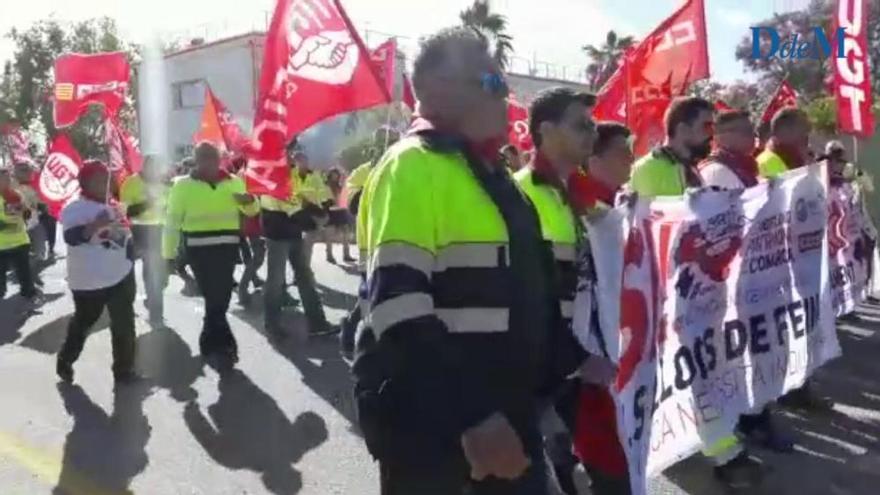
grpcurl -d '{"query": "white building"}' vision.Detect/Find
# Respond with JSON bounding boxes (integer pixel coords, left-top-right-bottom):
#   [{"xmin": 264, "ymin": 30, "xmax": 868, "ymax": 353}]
[{"xmin": 140, "ymin": 32, "xmax": 588, "ymax": 161}]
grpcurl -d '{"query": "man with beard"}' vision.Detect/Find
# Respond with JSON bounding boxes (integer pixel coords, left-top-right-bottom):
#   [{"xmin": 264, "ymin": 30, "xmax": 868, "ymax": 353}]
[
  {"xmin": 699, "ymin": 110, "xmax": 797, "ymax": 454},
  {"xmin": 628, "ymin": 97, "xmax": 765, "ymax": 489}
]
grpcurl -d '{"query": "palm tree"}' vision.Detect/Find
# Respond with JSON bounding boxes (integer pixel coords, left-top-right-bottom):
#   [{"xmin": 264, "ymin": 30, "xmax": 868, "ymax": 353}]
[
  {"xmin": 583, "ymin": 30, "xmax": 635, "ymax": 90},
  {"xmin": 459, "ymin": 0, "xmax": 514, "ymax": 70}
]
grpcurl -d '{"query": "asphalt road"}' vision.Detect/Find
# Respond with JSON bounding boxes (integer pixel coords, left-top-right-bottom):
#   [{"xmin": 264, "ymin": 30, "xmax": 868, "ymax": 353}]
[{"xmin": 1, "ymin": 243, "xmax": 879, "ymax": 495}]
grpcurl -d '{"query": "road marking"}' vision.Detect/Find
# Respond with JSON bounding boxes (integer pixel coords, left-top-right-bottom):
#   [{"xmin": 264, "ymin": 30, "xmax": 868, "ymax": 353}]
[{"xmin": 0, "ymin": 430, "xmax": 119, "ymax": 495}]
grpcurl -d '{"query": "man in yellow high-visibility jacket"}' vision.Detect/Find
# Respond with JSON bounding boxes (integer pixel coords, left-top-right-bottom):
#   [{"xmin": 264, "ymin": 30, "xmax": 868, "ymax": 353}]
[{"xmin": 757, "ymin": 107, "xmax": 812, "ymax": 179}]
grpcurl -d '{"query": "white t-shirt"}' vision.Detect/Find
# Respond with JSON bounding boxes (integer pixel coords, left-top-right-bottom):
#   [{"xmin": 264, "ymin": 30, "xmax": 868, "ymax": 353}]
[
  {"xmin": 699, "ymin": 161, "xmax": 746, "ymax": 190},
  {"xmin": 61, "ymin": 198, "xmax": 133, "ymax": 291}
]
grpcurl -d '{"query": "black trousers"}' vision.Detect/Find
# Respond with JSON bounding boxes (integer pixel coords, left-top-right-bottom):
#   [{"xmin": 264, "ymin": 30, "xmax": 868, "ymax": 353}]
[
  {"xmin": 379, "ymin": 410, "xmax": 549, "ymax": 495},
  {"xmin": 0, "ymin": 244, "xmax": 36, "ymax": 299},
  {"xmin": 132, "ymin": 224, "xmax": 167, "ymax": 316},
  {"xmin": 188, "ymin": 243, "xmax": 238, "ymax": 356},
  {"xmin": 59, "ymin": 270, "xmax": 136, "ymax": 376},
  {"xmin": 39, "ymin": 212, "xmax": 56, "ymax": 252}
]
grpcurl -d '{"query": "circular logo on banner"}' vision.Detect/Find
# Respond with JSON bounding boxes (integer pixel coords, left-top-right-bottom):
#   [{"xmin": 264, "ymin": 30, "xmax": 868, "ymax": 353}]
[
  {"xmin": 40, "ymin": 152, "xmax": 80, "ymax": 202},
  {"xmin": 286, "ymin": 1, "xmax": 359, "ymax": 85},
  {"xmin": 795, "ymin": 198, "xmax": 808, "ymax": 223}
]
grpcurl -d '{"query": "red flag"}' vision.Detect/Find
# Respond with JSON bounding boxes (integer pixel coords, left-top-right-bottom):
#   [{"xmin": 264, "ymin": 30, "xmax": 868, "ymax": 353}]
[
  {"xmin": 593, "ymin": 0, "xmax": 708, "ymax": 124},
  {"xmin": 833, "ymin": 0, "xmax": 874, "ymax": 137},
  {"xmin": 248, "ymin": 0, "xmax": 390, "ymax": 198},
  {"xmin": 370, "ymin": 39, "xmax": 396, "ymax": 100},
  {"xmin": 760, "ymin": 80, "xmax": 798, "ymax": 124},
  {"xmin": 627, "ymin": 69, "xmax": 675, "ymax": 156},
  {"xmin": 715, "ymin": 100, "xmax": 733, "ymax": 112},
  {"xmin": 0, "ymin": 123, "xmax": 33, "ymax": 165},
  {"xmin": 402, "ymin": 73, "xmax": 416, "ymax": 111},
  {"xmin": 507, "ymin": 96, "xmax": 534, "ymax": 152},
  {"xmin": 194, "ymin": 88, "xmax": 230, "ymax": 153},
  {"xmin": 37, "ymin": 134, "xmax": 82, "ymax": 218},
  {"xmin": 105, "ymin": 117, "xmax": 143, "ymax": 180},
  {"xmin": 53, "ymin": 52, "xmax": 130, "ymax": 128}
]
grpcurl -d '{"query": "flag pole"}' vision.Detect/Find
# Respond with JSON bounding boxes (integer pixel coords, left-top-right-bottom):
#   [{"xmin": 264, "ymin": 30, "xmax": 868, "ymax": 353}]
[{"xmin": 852, "ymin": 135, "xmax": 859, "ymax": 164}]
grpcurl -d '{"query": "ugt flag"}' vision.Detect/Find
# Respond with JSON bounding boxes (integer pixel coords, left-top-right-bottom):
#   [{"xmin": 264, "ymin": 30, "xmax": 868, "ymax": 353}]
[
  {"xmin": 37, "ymin": 134, "xmax": 83, "ymax": 218},
  {"xmin": 833, "ymin": 0, "xmax": 874, "ymax": 137},
  {"xmin": 54, "ymin": 52, "xmax": 130, "ymax": 128},
  {"xmin": 248, "ymin": 0, "xmax": 390, "ymax": 198}
]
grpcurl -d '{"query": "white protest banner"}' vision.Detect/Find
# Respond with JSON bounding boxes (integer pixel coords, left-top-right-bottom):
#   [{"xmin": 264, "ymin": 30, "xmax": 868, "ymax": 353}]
[
  {"xmin": 577, "ymin": 165, "xmax": 841, "ymax": 495},
  {"xmin": 828, "ymin": 181, "xmax": 876, "ymax": 315}
]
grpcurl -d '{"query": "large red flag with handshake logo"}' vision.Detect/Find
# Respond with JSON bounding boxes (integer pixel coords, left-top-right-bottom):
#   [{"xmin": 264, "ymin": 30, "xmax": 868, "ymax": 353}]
[
  {"xmin": 760, "ymin": 80, "xmax": 799, "ymax": 124},
  {"xmin": 833, "ymin": 0, "xmax": 874, "ymax": 137},
  {"xmin": 593, "ymin": 0, "xmax": 708, "ymax": 154},
  {"xmin": 53, "ymin": 52, "xmax": 130, "ymax": 128},
  {"xmin": 37, "ymin": 134, "xmax": 83, "ymax": 218},
  {"xmin": 247, "ymin": 0, "xmax": 390, "ymax": 198}
]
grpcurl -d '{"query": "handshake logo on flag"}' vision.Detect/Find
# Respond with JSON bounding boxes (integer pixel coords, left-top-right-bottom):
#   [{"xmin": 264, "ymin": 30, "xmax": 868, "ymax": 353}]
[{"xmin": 286, "ymin": 0, "xmax": 359, "ymax": 85}]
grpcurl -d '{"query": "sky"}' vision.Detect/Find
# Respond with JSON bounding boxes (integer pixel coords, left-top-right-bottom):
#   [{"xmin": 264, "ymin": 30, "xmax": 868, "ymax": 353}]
[{"xmin": 0, "ymin": 0, "xmax": 813, "ymax": 84}]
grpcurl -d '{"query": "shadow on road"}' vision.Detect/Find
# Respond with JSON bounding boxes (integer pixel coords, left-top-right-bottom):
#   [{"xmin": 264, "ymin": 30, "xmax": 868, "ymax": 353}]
[
  {"xmin": 662, "ymin": 302, "xmax": 880, "ymax": 495},
  {"xmin": 231, "ymin": 302, "xmax": 359, "ymax": 429},
  {"xmin": 53, "ymin": 382, "xmax": 153, "ymax": 495},
  {"xmin": 17, "ymin": 306, "xmax": 108, "ymax": 355},
  {"xmin": 136, "ymin": 326, "xmax": 204, "ymax": 403},
  {"xmin": 0, "ymin": 292, "xmax": 66, "ymax": 347},
  {"xmin": 316, "ymin": 282, "xmax": 357, "ymax": 312},
  {"xmin": 183, "ymin": 369, "xmax": 328, "ymax": 495}
]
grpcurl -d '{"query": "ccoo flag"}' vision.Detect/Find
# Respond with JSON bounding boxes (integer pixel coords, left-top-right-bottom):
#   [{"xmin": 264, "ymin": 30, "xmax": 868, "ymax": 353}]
[{"xmin": 247, "ymin": 0, "xmax": 390, "ymax": 198}]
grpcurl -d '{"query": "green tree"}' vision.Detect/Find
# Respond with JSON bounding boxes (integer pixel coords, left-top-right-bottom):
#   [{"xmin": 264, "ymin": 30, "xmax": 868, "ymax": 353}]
[
  {"xmin": 0, "ymin": 17, "xmax": 138, "ymax": 159},
  {"xmin": 583, "ymin": 30, "xmax": 635, "ymax": 91},
  {"xmin": 459, "ymin": 0, "xmax": 514, "ymax": 70}
]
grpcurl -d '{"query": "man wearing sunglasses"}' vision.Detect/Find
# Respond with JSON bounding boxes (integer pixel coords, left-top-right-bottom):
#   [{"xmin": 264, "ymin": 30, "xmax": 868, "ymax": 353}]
[
  {"xmin": 629, "ymin": 97, "xmax": 765, "ymax": 490},
  {"xmin": 354, "ymin": 27, "xmax": 577, "ymax": 494},
  {"xmin": 699, "ymin": 110, "xmax": 760, "ymax": 189}
]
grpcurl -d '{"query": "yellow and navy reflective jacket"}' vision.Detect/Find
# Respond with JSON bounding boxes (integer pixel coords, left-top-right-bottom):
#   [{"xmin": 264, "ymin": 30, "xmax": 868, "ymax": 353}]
[
  {"xmin": 120, "ymin": 174, "xmax": 168, "ymax": 225},
  {"xmin": 300, "ymin": 169, "xmax": 332, "ymax": 206},
  {"xmin": 346, "ymin": 161, "xmax": 373, "ymax": 204},
  {"xmin": 162, "ymin": 174, "xmax": 258, "ymax": 259},
  {"xmin": 514, "ymin": 167, "xmax": 578, "ymax": 329},
  {"xmin": 260, "ymin": 168, "xmax": 330, "ymax": 239},
  {"xmin": 356, "ymin": 133, "xmax": 581, "ymax": 435},
  {"xmin": 0, "ymin": 192, "xmax": 30, "ymax": 250},
  {"xmin": 756, "ymin": 149, "xmax": 788, "ymax": 179}
]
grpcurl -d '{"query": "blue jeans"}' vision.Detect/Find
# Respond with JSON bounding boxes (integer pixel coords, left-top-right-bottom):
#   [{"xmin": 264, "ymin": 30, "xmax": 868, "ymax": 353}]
[{"xmin": 264, "ymin": 237, "xmax": 327, "ymax": 332}]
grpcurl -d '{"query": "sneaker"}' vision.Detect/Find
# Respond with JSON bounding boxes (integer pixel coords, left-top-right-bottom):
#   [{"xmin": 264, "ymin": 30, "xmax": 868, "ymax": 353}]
[
  {"xmin": 282, "ymin": 293, "xmax": 299, "ymax": 308},
  {"xmin": 838, "ymin": 313, "xmax": 861, "ymax": 324},
  {"xmin": 779, "ymin": 385, "xmax": 834, "ymax": 411},
  {"xmin": 238, "ymin": 288, "xmax": 252, "ymax": 307},
  {"xmin": 713, "ymin": 453, "xmax": 764, "ymax": 490},
  {"xmin": 326, "ymin": 254, "xmax": 337, "ymax": 264},
  {"xmin": 738, "ymin": 417, "xmax": 795, "ymax": 453},
  {"xmin": 342, "ymin": 253, "xmax": 356, "ymax": 263},
  {"xmin": 56, "ymin": 360, "xmax": 74, "ymax": 383},
  {"xmin": 253, "ymin": 277, "xmax": 264, "ymax": 289}
]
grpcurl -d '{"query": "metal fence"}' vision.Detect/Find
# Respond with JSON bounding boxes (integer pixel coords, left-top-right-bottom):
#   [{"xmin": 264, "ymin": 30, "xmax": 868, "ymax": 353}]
[{"xmin": 163, "ymin": 11, "xmax": 588, "ymax": 84}]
